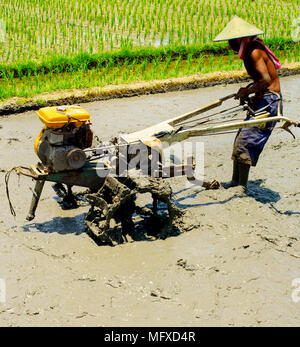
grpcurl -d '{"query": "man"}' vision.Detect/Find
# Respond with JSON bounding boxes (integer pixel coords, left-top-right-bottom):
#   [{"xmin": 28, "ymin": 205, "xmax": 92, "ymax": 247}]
[{"xmin": 214, "ymin": 16, "xmax": 283, "ymax": 188}]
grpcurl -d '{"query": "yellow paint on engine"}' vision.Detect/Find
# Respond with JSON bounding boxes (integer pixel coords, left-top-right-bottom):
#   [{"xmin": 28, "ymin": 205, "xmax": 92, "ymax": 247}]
[
  {"xmin": 37, "ymin": 105, "xmax": 90, "ymax": 129},
  {"xmin": 34, "ymin": 127, "xmax": 46, "ymax": 154}
]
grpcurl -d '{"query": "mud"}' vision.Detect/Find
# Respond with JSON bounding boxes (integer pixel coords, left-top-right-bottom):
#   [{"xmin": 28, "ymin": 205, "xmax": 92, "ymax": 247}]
[
  {"xmin": 0, "ymin": 75, "xmax": 300, "ymax": 326},
  {"xmin": 85, "ymin": 175, "xmax": 182, "ymax": 245}
]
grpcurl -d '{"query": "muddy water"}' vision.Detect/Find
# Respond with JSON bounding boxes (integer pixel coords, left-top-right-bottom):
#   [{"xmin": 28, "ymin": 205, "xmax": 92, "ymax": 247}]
[{"xmin": 0, "ymin": 75, "xmax": 300, "ymax": 326}]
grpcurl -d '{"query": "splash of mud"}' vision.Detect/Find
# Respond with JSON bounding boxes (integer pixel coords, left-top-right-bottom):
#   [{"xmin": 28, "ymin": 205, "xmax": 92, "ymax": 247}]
[{"xmin": 84, "ymin": 175, "xmax": 183, "ymax": 245}]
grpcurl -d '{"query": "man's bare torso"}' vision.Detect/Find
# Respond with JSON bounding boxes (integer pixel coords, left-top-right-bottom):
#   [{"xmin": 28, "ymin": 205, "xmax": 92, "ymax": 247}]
[{"xmin": 243, "ymin": 41, "xmax": 280, "ymax": 93}]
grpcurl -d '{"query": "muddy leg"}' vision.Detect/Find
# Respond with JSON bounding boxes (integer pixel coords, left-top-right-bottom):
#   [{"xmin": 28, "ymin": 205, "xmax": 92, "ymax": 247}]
[
  {"xmin": 222, "ymin": 160, "xmax": 239, "ymax": 189},
  {"xmin": 238, "ymin": 163, "xmax": 250, "ymax": 187},
  {"xmin": 231, "ymin": 160, "xmax": 240, "ymax": 186}
]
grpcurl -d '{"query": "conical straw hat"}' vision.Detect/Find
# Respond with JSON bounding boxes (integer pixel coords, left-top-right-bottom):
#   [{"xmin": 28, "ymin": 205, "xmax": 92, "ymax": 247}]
[{"xmin": 213, "ymin": 16, "xmax": 264, "ymax": 42}]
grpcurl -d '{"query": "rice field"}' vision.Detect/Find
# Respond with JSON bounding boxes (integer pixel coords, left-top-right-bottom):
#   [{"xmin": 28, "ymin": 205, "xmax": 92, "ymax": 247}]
[
  {"xmin": 1, "ymin": 0, "xmax": 299, "ymax": 62},
  {"xmin": 0, "ymin": 0, "xmax": 299, "ymax": 100}
]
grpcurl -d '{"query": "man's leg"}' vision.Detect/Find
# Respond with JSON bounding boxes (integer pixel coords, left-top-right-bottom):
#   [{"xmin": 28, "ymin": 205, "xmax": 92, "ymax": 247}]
[
  {"xmin": 238, "ymin": 162, "xmax": 250, "ymax": 187},
  {"xmin": 223, "ymin": 160, "xmax": 239, "ymax": 188},
  {"xmin": 227, "ymin": 160, "xmax": 250, "ymax": 188},
  {"xmin": 231, "ymin": 160, "xmax": 239, "ymax": 186}
]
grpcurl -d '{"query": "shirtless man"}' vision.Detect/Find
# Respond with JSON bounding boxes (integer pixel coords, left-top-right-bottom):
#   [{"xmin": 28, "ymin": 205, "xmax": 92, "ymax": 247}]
[{"xmin": 214, "ymin": 16, "xmax": 283, "ymax": 188}]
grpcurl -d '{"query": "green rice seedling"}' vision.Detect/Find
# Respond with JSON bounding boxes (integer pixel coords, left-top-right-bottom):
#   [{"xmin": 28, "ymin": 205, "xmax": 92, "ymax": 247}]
[
  {"xmin": 184, "ymin": 53, "xmax": 193, "ymax": 74},
  {"xmin": 196, "ymin": 54, "xmax": 204, "ymax": 72},
  {"xmin": 140, "ymin": 57, "xmax": 148, "ymax": 74},
  {"xmin": 174, "ymin": 55, "xmax": 182, "ymax": 76},
  {"xmin": 162, "ymin": 54, "xmax": 172, "ymax": 77},
  {"xmin": 0, "ymin": 0, "xmax": 298, "ymax": 101}
]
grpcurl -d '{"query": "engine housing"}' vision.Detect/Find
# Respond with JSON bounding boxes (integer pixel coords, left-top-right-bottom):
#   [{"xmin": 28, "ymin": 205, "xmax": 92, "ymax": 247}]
[{"xmin": 35, "ymin": 106, "xmax": 93, "ymax": 172}]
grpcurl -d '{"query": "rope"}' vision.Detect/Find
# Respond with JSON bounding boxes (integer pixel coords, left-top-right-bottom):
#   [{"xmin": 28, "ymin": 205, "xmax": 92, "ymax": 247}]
[
  {"xmin": 248, "ymin": 96, "xmax": 282, "ymax": 115},
  {"xmin": 177, "ymin": 92, "xmax": 282, "ymax": 131},
  {"xmin": 4, "ymin": 168, "xmax": 17, "ymax": 217},
  {"xmin": 180, "ymin": 117, "xmax": 245, "ymax": 131},
  {"xmin": 177, "ymin": 104, "xmax": 243, "ymax": 127},
  {"xmin": 198, "ymin": 130, "xmax": 238, "ymax": 137},
  {"xmin": 174, "ymin": 95, "xmax": 283, "ymax": 135}
]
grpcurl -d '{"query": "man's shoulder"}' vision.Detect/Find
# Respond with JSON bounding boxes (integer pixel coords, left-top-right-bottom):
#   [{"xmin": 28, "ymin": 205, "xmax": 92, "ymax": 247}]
[{"xmin": 246, "ymin": 41, "xmax": 267, "ymax": 59}]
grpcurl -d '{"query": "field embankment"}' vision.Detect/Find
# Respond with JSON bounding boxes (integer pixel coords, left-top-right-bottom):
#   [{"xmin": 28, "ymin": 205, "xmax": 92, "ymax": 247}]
[{"xmin": 0, "ymin": 61, "xmax": 300, "ymax": 116}]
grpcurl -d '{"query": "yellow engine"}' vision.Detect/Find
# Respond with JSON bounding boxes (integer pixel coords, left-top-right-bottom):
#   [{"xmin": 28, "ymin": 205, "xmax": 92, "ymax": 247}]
[{"xmin": 34, "ymin": 105, "xmax": 93, "ymax": 172}]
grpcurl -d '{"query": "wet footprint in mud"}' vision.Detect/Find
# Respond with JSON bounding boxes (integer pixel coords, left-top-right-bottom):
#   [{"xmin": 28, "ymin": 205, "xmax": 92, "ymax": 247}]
[
  {"xmin": 7, "ymin": 137, "xmax": 20, "ymax": 144},
  {"xmin": 176, "ymin": 258, "xmax": 198, "ymax": 272},
  {"xmin": 271, "ymin": 141, "xmax": 284, "ymax": 150}
]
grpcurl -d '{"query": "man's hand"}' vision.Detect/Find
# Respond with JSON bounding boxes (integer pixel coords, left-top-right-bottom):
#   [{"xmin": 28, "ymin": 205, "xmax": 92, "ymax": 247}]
[{"xmin": 235, "ymin": 87, "xmax": 249, "ymax": 104}]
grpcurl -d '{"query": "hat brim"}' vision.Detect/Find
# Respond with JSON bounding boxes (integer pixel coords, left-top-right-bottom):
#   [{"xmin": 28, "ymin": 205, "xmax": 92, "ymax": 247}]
[
  {"xmin": 214, "ymin": 33, "xmax": 264, "ymax": 42},
  {"xmin": 213, "ymin": 16, "xmax": 264, "ymax": 42}
]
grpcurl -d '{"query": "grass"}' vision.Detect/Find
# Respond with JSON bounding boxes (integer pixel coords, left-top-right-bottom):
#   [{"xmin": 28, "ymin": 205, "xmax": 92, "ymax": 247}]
[
  {"xmin": 1, "ymin": 45, "xmax": 299, "ymax": 101},
  {"xmin": 0, "ymin": 0, "xmax": 299, "ymax": 101}
]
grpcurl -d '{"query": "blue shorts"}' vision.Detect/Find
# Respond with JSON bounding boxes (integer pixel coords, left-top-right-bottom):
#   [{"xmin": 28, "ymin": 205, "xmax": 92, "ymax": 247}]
[{"xmin": 232, "ymin": 92, "xmax": 282, "ymax": 166}]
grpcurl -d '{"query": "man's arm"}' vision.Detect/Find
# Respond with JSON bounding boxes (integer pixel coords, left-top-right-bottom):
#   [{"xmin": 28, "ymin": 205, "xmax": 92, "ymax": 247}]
[{"xmin": 236, "ymin": 48, "xmax": 271, "ymax": 102}]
